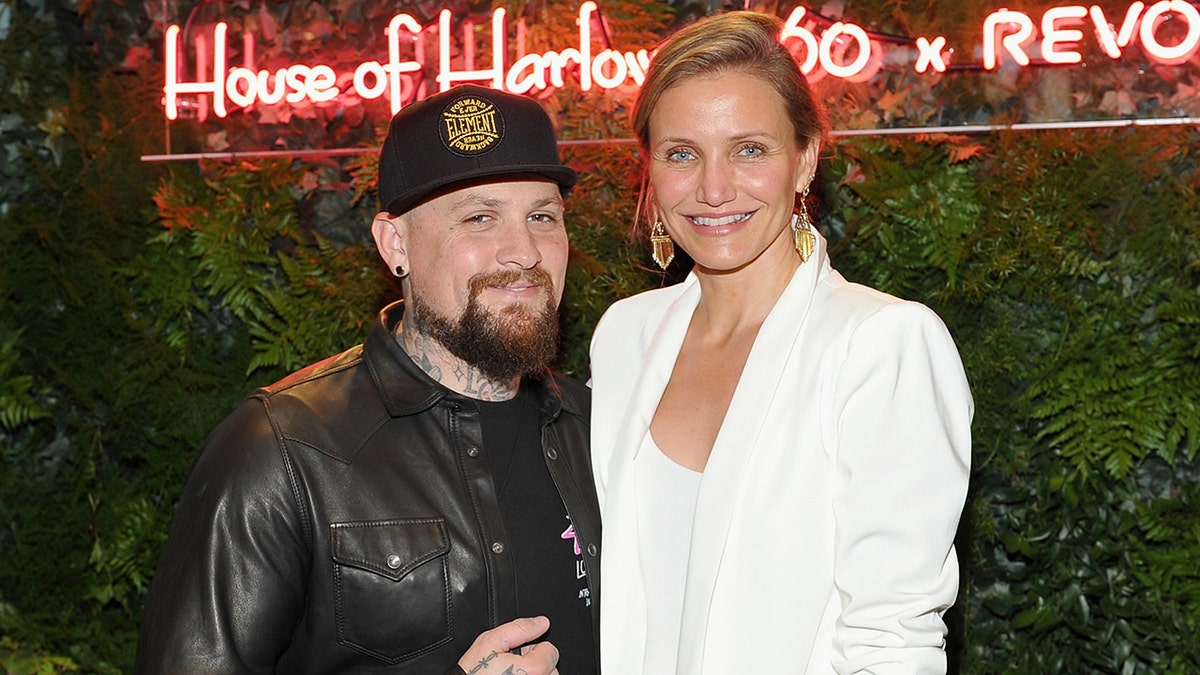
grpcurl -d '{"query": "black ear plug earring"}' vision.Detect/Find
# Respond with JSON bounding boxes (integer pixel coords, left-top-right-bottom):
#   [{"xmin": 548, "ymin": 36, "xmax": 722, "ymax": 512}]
[{"xmin": 395, "ymin": 265, "xmax": 406, "ymax": 277}]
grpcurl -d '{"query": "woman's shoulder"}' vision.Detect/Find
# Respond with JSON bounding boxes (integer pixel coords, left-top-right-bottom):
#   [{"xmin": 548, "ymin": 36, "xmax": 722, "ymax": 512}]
[
  {"xmin": 822, "ymin": 270, "xmax": 898, "ymax": 307},
  {"xmin": 817, "ymin": 272, "xmax": 954, "ymax": 338},
  {"xmin": 590, "ymin": 281, "xmax": 693, "ymax": 368},
  {"xmin": 616, "ymin": 280, "xmax": 691, "ymax": 310},
  {"xmin": 597, "ymin": 280, "xmax": 691, "ymax": 329}
]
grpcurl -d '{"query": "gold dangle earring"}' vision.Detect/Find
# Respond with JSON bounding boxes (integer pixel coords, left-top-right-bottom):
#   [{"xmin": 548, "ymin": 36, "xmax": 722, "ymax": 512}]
[
  {"xmin": 650, "ymin": 218, "xmax": 675, "ymax": 270},
  {"xmin": 792, "ymin": 186, "xmax": 815, "ymax": 263}
]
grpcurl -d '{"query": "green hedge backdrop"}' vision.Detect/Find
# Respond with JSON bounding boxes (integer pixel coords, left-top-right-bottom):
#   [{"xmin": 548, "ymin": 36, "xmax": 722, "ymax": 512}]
[{"xmin": 2, "ymin": 0, "xmax": 1199, "ymax": 672}]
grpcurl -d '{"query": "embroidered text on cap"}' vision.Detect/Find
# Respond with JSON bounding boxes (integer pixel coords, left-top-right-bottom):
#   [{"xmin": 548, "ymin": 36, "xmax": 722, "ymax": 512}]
[{"xmin": 440, "ymin": 95, "xmax": 505, "ymax": 156}]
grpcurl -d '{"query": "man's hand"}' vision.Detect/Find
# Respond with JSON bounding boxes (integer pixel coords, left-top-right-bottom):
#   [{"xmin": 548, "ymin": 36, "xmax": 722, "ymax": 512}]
[{"xmin": 457, "ymin": 616, "xmax": 560, "ymax": 675}]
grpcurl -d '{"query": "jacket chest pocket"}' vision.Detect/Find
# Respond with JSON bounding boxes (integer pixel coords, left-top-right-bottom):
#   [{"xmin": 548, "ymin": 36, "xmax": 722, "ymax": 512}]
[{"xmin": 330, "ymin": 518, "xmax": 452, "ymax": 663}]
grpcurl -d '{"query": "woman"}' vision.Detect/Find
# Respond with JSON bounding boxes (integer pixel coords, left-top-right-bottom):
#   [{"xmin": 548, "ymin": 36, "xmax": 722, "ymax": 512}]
[{"xmin": 589, "ymin": 11, "xmax": 973, "ymax": 674}]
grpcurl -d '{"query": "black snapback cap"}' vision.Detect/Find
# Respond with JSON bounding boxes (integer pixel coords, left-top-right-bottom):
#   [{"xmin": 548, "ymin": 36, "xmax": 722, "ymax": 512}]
[{"xmin": 378, "ymin": 85, "xmax": 578, "ymax": 215}]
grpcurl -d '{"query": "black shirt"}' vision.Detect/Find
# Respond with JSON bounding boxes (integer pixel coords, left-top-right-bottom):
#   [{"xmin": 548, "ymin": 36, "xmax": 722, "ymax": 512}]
[{"xmin": 477, "ymin": 388, "xmax": 596, "ymax": 674}]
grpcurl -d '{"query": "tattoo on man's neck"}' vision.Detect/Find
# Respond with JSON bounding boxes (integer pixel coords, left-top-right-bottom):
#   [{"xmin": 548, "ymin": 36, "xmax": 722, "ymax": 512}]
[
  {"xmin": 455, "ymin": 362, "xmax": 516, "ymax": 400},
  {"xmin": 399, "ymin": 324, "xmax": 517, "ymax": 401}
]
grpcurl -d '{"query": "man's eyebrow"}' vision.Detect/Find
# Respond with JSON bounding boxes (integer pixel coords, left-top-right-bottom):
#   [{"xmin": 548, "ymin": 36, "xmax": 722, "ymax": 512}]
[
  {"xmin": 529, "ymin": 195, "xmax": 564, "ymax": 209},
  {"xmin": 447, "ymin": 194, "xmax": 563, "ymax": 211},
  {"xmin": 448, "ymin": 194, "xmax": 505, "ymax": 211}
]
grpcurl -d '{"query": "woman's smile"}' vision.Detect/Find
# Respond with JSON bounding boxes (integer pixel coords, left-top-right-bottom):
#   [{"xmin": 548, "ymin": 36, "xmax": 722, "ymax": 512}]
[{"xmin": 688, "ymin": 212, "xmax": 754, "ymax": 228}]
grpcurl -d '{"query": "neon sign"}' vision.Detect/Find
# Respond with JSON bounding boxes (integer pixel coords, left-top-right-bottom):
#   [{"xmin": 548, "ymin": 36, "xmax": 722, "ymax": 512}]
[
  {"xmin": 162, "ymin": 1, "xmax": 1200, "ymax": 122},
  {"xmin": 984, "ymin": 1, "xmax": 1200, "ymax": 69},
  {"xmin": 165, "ymin": 2, "xmax": 651, "ymax": 121}
]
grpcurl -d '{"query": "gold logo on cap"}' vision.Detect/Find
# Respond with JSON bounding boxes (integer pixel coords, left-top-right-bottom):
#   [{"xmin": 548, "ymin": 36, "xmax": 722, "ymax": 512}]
[{"xmin": 441, "ymin": 96, "xmax": 503, "ymax": 154}]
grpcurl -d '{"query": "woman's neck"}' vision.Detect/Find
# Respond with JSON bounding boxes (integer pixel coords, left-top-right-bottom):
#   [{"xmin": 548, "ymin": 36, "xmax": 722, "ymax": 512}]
[{"xmin": 691, "ymin": 247, "xmax": 801, "ymax": 341}]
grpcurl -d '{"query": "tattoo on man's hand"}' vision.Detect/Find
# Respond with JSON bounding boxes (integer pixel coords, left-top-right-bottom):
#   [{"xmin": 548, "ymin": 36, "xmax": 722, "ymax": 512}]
[{"xmin": 467, "ymin": 651, "xmax": 499, "ymax": 674}]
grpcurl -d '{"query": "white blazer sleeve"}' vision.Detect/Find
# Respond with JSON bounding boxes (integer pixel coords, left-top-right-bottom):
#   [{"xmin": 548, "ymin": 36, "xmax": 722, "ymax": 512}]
[{"xmin": 829, "ymin": 301, "xmax": 973, "ymax": 674}]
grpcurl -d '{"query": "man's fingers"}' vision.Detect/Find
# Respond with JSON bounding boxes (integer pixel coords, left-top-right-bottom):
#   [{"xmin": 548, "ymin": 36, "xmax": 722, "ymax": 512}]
[
  {"xmin": 485, "ymin": 616, "xmax": 551, "ymax": 652},
  {"xmin": 458, "ymin": 617, "xmax": 557, "ymax": 675},
  {"xmin": 519, "ymin": 640, "xmax": 560, "ymax": 664},
  {"xmin": 518, "ymin": 640, "xmax": 560, "ymax": 671}
]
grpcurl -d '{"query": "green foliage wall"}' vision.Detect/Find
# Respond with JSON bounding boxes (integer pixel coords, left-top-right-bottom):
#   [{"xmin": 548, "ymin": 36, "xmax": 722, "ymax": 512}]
[{"xmin": 3, "ymin": 0, "xmax": 1199, "ymax": 673}]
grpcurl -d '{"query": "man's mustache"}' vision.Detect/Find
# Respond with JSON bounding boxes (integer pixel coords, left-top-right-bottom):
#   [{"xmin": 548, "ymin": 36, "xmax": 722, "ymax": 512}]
[{"xmin": 467, "ymin": 267, "xmax": 555, "ymax": 299}]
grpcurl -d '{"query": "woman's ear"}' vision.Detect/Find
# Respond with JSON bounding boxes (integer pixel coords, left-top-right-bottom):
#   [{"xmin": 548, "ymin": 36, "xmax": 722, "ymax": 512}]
[
  {"xmin": 795, "ymin": 139, "xmax": 821, "ymax": 193},
  {"xmin": 371, "ymin": 212, "xmax": 409, "ymax": 277},
  {"xmin": 637, "ymin": 178, "xmax": 659, "ymax": 229}
]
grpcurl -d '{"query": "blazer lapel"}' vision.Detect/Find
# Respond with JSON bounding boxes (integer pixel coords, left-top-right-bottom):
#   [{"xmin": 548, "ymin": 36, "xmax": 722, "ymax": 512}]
[
  {"xmin": 599, "ymin": 275, "xmax": 702, "ymax": 674},
  {"xmin": 676, "ymin": 237, "xmax": 831, "ymax": 673},
  {"xmin": 607, "ymin": 274, "xmax": 703, "ymax": 477}
]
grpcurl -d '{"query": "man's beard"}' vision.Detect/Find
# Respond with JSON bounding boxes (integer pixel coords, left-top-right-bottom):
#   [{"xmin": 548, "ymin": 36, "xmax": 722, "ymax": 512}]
[{"xmin": 408, "ymin": 267, "xmax": 561, "ymax": 383}]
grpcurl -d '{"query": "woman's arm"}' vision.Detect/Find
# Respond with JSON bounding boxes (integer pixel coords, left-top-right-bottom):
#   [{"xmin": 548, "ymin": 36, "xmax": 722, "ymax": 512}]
[{"xmin": 829, "ymin": 301, "xmax": 973, "ymax": 675}]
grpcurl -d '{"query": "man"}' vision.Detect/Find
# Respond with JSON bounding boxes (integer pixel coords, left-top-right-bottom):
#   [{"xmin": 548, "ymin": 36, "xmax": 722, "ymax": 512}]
[{"xmin": 135, "ymin": 85, "xmax": 600, "ymax": 675}]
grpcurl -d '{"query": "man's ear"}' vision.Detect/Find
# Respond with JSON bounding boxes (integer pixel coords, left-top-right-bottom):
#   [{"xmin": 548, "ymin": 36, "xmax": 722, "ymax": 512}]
[{"xmin": 371, "ymin": 212, "xmax": 408, "ymax": 277}]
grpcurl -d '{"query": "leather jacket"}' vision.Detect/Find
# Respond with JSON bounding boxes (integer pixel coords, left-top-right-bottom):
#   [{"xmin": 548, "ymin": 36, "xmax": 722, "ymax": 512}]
[{"xmin": 134, "ymin": 302, "xmax": 601, "ymax": 673}]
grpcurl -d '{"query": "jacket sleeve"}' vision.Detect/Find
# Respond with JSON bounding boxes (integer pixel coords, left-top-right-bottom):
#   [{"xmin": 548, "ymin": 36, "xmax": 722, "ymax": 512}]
[
  {"xmin": 134, "ymin": 397, "xmax": 310, "ymax": 675},
  {"xmin": 828, "ymin": 301, "xmax": 973, "ymax": 674}
]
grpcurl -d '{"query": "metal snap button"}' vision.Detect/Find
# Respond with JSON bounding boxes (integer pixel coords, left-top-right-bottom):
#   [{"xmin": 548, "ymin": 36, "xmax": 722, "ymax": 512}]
[
  {"xmin": 546, "ymin": 447, "xmax": 559, "ymax": 460},
  {"xmin": 386, "ymin": 554, "xmax": 402, "ymax": 569},
  {"xmin": 467, "ymin": 446, "xmax": 480, "ymax": 457},
  {"xmin": 586, "ymin": 543, "xmax": 598, "ymax": 557},
  {"xmin": 492, "ymin": 542, "xmax": 505, "ymax": 554}
]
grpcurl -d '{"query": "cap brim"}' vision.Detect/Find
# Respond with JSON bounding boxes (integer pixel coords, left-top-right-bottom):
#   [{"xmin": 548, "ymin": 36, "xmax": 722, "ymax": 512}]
[{"xmin": 384, "ymin": 165, "xmax": 578, "ymax": 215}]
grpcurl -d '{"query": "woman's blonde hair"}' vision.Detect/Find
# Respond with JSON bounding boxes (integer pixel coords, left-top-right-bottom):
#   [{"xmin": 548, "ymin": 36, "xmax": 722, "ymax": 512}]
[{"xmin": 631, "ymin": 11, "xmax": 829, "ymax": 230}]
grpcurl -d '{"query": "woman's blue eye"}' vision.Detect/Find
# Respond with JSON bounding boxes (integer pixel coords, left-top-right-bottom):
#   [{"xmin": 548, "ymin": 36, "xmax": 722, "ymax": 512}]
[
  {"xmin": 667, "ymin": 149, "xmax": 695, "ymax": 162},
  {"xmin": 739, "ymin": 145, "xmax": 764, "ymax": 157}
]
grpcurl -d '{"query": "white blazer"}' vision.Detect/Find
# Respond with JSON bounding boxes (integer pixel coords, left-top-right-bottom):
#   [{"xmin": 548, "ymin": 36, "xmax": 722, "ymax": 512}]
[{"xmin": 589, "ymin": 232, "xmax": 973, "ymax": 674}]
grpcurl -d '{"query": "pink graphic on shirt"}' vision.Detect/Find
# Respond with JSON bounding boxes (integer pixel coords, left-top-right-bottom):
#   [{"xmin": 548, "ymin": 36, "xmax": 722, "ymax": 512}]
[{"xmin": 560, "ymin": 519, "xmax": 581, "ymax": 556}]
